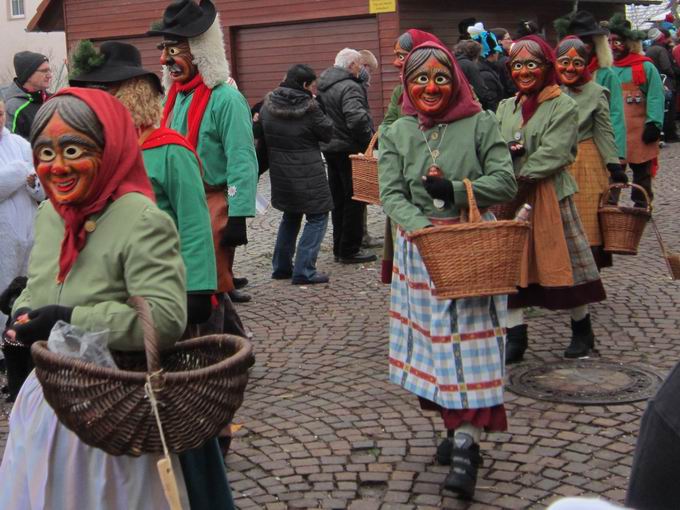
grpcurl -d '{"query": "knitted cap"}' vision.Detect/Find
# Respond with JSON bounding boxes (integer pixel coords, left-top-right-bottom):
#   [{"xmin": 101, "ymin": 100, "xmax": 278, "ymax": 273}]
[{"xmin": 14, "ymin": 51, "xmax": 49, "ymax": 85}]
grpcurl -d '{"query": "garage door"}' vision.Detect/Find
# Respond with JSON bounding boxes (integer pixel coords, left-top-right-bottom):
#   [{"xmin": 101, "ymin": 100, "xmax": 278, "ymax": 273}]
[{"xmin": 234, "ymin": 17, "xmax": 383, "ymax": 123}]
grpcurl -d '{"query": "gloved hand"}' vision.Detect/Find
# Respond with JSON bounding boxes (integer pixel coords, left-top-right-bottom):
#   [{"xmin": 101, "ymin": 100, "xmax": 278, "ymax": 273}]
[
  {"xmin": 606, "ymin": 163, "xmax": 629, "ymax": 184},
  {"xmin": 642, "ymin": 123, "xmax": 661, "ymax": 144},
  {"xmin": 220, "ymin": 217, "xmax": 248, "ymax": 247},
  {"xmin": 508, "ymin": 141, "xmax": 526, "ymax": 159},
  {"xmin": 13, "ymin": 305, "xmax": 73, "ymax": 345},
  {"xmin": 187, "ymin": 293, "xmax": 212, "ymax": 325},
  {"xmin": 0, "ymin": 277, "xmax": 27, "ymax": 317},
  {"xmin": 421, "ymin": 175, "xmax": 454, "ymax": 203}
]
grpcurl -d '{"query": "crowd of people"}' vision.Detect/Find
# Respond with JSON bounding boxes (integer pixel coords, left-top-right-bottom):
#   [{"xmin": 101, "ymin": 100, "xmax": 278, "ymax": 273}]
[{"xmin": 0, "ymin": 0, "xmax": 677, "ymax": 507}]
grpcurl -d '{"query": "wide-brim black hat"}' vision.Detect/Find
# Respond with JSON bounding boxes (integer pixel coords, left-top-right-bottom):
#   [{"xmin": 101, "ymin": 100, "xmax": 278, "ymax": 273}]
[
  {"xmin": 147, "ymin": 0, "xmax": 216, "ymax": 39},
  {"xmin": 567, "ymin": 11, "xmax": 609, "ymax": 38},
  {"xmin": 70, "ymin": 41, "xmax": 162, "ymax": 92}
]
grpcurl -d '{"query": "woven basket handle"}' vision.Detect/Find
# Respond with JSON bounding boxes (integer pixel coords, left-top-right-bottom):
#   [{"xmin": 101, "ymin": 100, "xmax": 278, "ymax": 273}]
[
  {"xmin": 600, "ymin": 183, "xmax": 652, "ymax": 212},
  {"xmin": 463, "ymin": 178, "xmax": 481, "ymax": 223},
  {"xmin": 364, "ymin": 132, "xmax": 379, "ymax": 159},
  {"xmin": 128, "ymin": 296, "xmax": 162, "ymax": 374}
]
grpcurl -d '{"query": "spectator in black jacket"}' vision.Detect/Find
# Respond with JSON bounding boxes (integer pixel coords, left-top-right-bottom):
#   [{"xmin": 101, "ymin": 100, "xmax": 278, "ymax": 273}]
[
  {"xmin": 491, "ymin": 27, "xmax": 517, "ymax": 97},
  {"xmin": 259, "ymin": 64, "xmax": 335, "ymax": 285},
  {"xmin": 471, "ymin": 25, "xmax": 507, "ymax": 111},
  {"xmin": 317, "ymin": 48, "xmax": 376, "ymax": 264},
  {"xmin": 453, "ymin": 40, "xmax": 496, "ymax": 110},
  {"xmin": 4, "ymin": 52, "xmax": 51, "ymax": 140}
]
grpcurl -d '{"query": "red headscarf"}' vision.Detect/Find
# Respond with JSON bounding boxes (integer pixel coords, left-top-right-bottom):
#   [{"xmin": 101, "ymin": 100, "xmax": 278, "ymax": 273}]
[
  {"xmin": 401, "ymin": 41, "xmax": 482, "ymax": 129},
  {"xmin": 405, "ymin": 29, "xmax": 445, "ymax": 49},
  {"xmin": 39, "ymin": 87, "xmax": 155, "ymax": 283},
  {"xmin": 555, "ymin": 36, "xmax": 592, "ymax": 88},
  {"xmin": 512, "ymin": 35, "xmax": 559, "ymax": 124}
]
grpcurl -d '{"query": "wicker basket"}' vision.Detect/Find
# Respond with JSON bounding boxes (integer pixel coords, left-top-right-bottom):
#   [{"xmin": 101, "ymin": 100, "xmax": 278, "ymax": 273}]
[
  {"xmin": 31, "ymin": 296, "xmax": 254, "ymax": 457},
  {"xmin": 350, "ymin": 132, "xmax": 381, "ymax": 205},
  {"xmin": 598, "ymin": 183, "xmax": 651, "ymax": 255},
  {"xmin": 408, "ymin": 179, "xmax": 530, "ymax": 300},
  {"xmin": 489, "ymin": 180, "xmax": 532, "ymax": 220}
]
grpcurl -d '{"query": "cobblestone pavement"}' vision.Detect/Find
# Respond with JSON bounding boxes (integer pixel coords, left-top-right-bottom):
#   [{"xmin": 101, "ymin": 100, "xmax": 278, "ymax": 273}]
[{"xmin": 2, "ymin": 145, "xmax": 680, "ymax": 509}]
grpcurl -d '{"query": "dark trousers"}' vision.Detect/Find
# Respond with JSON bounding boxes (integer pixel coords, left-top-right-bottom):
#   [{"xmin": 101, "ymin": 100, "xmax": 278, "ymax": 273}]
[
  {"xmin": 664, "ymin": 90, "xmax": 679, "ymax": 141},
  {"xmin": 324, "ymin": 152, "xmax": 366, "ymax": 257},
  {"xmin": 629, "ymin": 161, "xmax": 654, "ymax": 207}
]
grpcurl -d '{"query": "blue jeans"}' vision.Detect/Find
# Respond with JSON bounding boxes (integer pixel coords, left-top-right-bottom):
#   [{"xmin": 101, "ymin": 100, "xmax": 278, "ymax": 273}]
[{"xmin": 272, "ymin": 212, "xmax": 328, "ymax": 280}]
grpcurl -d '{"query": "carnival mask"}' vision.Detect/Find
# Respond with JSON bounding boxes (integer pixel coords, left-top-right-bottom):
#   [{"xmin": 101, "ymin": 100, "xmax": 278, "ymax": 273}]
[
  {"xmin": 34, "ymin": 113, "xmax": 102, "ymax": 205},
  {"xmin": 556, "ymin": 47, "xmax": 587, "ymax": 86},
  {"xmin": 159, "ymin": 39, "xmax": 197, "ymax": 84},
  {"xmin": 608, "ymin": 34, "xmax": 628, "ymax": 61},
  {"xmin": 393, "ymin": 40, "xmax": 409, "ymax": 70},
  {"xmin": 406, "ymin": 56, "xmax": 454, "ymax": 116},
  {"xmin": 510, "ymin": 47, "xmax": 547, "ymax": 94}
]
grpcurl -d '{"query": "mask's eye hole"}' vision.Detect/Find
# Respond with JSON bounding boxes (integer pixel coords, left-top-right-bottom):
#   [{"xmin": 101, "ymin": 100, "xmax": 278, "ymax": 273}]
[
  {"xmin": 434, "ymin": 75, "xmax": 450, "ymax": 85},
  {"xmin": 526, "ymin": 61, "xmax": 538, "ymax": 70},
  {"xmin": 37, "ymin": 147, "xmax": 55, "ymax": 162},
  {"xmin": 63, "ymin": 145, "xmax": 84, "ymax": 160},
  {"xmin": 398, "ymin": 54, "xmax": 405, "ymax": 61},
  {"xmin": 512, "ymin": 62, "xmax": 523, "ymax": 71},
  {"xmin": 415, "ymin": 74, "xmax": 429, "ymax": 84},
  {"xmin": 557, "ymin": 58, "xmax": 570, "ymax": 67},
  {"xmin": 168, "ymin": 47, "xmax": 181, "ymax": 56}
]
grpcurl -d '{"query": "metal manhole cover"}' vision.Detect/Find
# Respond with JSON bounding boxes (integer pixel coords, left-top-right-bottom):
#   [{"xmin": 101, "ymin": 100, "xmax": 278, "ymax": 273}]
[{"xmin": 507, "ymin": 360, "xmax": 664, "ymax": 405}]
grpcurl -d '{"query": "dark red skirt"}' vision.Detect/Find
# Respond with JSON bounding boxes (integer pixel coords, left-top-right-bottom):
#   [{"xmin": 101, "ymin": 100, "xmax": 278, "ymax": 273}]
[{"xmin": 418, "ymin": 397, "xmax": 508, "ymax": 432}]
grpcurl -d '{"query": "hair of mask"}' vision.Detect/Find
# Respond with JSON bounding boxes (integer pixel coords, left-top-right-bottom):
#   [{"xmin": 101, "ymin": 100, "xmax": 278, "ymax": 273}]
[
  {"xmin": 404, "ymin": 47, "xmax": 452, "ymax": 81},
  {"xmin": 397, "ymin": 31, "xmax": 415, "ymax": 52},
  {"xmin": 556, "ymin": 38, "xmax": 588, "ymax": 60},
  {"xmin": 31, "ymin": 95, "xmax": 104, "ymax": 149},
  {"xmin": 509, "ymin": 39, "xmax": 546, "ymax": 62}
]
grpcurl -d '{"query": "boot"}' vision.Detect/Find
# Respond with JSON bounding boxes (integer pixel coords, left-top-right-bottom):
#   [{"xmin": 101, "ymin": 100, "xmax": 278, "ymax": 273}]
[
  {"xmin": 565, "ymin": 314, "xmax": 595, "ymax": 359},
  {"xmin": 443, "ymin": 433, "xmax": 482, "ymax": 500},
  {"xmin": 505, "ymin": 324, "xmax": 528, "ymax": 365},
  {"xmin": 435, "ymin": 431, "xmax": 454, "ymax": 465}
]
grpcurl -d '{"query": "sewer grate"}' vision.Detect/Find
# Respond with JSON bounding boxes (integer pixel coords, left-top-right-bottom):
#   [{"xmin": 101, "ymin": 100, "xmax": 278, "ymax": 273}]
[{"xmin": 507, "ymin": 360, "xmax": 664, "ymax": 405}]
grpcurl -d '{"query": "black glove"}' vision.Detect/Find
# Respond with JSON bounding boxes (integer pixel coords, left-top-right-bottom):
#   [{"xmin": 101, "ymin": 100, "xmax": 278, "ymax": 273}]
[
  {"xmin": 13, "ymin": 305, "xmax": 73, "ymax": 345},
  {"xmin": 606, "ymin": 163, "xmax": 629, "ymax": 184},
  {"xmin": 422, "ymin": 175, "xmax": 454, "ymax": 203},
  {"xmin": 0, "ymin": 277, "xmax": 27, "ymax": 317},
  {"xmin": 642, "ymin": 123, "xmax": 661, "ymax": 144},
  {"xmin": 220, "ymin": 217, "xmax": 248, "ymax": 247},
  {"xmin": 508, "ymin": 141, "xmax": 526, "ymax": 159},
  {"xmin": 187, "ymin": 293, "xmax": 212, "ymax": 325}
]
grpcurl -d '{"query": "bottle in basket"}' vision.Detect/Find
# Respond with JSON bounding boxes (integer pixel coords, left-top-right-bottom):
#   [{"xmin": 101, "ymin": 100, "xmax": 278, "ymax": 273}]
[
  {"xmin": 515, "ymin": 204, "xmax": 532, "ymax": 222},
  {"xmin": 427, "ymin": 165, "xmax": 446, "ymax": 210}
]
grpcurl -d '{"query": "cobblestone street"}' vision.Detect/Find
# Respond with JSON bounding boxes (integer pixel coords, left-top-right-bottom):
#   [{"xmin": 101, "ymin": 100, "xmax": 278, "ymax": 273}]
[{"xmin": 2, "ymin": 145, "xmax": 680, "ymax": 509}]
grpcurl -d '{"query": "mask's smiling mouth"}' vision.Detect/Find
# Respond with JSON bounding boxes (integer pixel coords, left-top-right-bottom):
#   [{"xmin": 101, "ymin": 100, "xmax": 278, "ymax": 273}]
[{"xmin": 54, "ymin": 177, "xmax": 78, "ymax": 194}]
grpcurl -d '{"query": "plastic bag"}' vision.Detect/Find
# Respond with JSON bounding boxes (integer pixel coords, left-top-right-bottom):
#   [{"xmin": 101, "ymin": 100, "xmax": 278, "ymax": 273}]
[{"xmin": 47, "ymin": 320, "xmax": 117, "ymax": 368}]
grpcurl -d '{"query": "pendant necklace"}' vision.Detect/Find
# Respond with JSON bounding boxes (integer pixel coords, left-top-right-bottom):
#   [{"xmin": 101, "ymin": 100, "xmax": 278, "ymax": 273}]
[{"xmin": 422, "ymin": 124, "xmax": 449, "ymax": 210}]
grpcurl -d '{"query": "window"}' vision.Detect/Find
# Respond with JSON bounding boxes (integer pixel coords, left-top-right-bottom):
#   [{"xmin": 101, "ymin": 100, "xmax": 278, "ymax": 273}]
[{"xmin": 10, "ymin": 0, "xmax": 25, "ymax": 18}]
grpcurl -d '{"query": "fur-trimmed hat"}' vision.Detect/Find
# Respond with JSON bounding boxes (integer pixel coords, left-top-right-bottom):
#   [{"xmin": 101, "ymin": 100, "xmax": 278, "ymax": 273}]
[{"xmin": 608, "ymin": 12, "xmax": 646, "ymax": 41}]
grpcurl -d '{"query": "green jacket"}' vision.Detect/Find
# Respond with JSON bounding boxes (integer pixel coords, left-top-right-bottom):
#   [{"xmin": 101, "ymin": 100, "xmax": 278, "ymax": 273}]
[
  {"xmin": 612, "ymin": 61, "xmax": 665, "ymax": 129},
  {"xmin": 169, "ymin": 83, "xmax": 257, "ymax": 217},
  {"xmin": 496, "ymin": 93, "xmax": 579, "ymax": 201},
  {"xmin": 379, "ymin": 111, "xmax": 517, "ymax": 233},
  {"xmin": 562, "ymin": 80, "xmax": 619, "ymax": 166},
  {"xmin": 143, "ymin": 143, "xmax": 217, "ymax": 293},
  {"xmin": 382, "ymin": 84, "xmax": 404, "ymax": 128},
  {"xmin": 594, "ymin": 67, "xmax": 627, "ymax": 160},
  {"xmin": 14, "ymin": 193, "xmax": 187, "ymax": 351}
]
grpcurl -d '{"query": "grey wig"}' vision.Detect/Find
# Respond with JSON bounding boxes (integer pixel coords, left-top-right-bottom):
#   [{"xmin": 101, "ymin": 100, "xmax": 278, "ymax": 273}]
[
  {"xmin": 30, "ymin": 95, "xmax": 104, "ymax": 149},
  {"xmin": 556, "ymin": 38, "xmax": 588, "ymax": 60},
  {"xmin": 397, "ymin": 31, "xmax": 414, "ymax": 52},
  {"xmin": 404, "ymin": 47, "xmax": 452, "ymax": 80}
]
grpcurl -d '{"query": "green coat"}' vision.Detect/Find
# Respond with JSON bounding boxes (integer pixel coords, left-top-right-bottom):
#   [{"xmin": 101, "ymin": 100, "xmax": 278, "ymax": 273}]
[
  {"xmin": 594, "ymin": 67, "xmax": 627, "ymax": 160},
  {"xmin": 143, "ymin": 143, "xmax": 217, "ymax": 293},
  {"xmin": 169, "ymin": 83, "xmax": 258, "ymax": 217},
  {"xmin": 379, "ymin": 111, "xmax": 517, "ymax": 233},
  {"xmin": 382, "ymin": 84, "xmax": 404, "ymax": 128},
  {"xmin": 14, "ymin": 193, "xmax": 187, "ymax": 351},
  {"xmin": 562, "ymin": 80, "xmax": 620, "ymax": 166},
  {"xmin": 612, "ymin": 61, "xmax": 665, "ymax": 129},
  {"xmin": 496, "ymin": 93, "xmax": 579, "ymax": 201}
]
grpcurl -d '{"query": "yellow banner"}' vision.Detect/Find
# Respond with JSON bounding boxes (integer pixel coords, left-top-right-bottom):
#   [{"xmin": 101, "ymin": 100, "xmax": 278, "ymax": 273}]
[{"xmin": 369, "ymin": 0, "xmax": 396, "ymax": 14}]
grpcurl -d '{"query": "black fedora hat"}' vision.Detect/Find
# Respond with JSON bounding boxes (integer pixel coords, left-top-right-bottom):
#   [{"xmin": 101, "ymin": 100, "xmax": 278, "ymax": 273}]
[
  {"xmin": 147, "ymin": 0, "xmax": 216, "ymax": 39},
  {"xmin": 567, "ymin": 11, "xmax": 609, "ymax": 38},
  {"xmin": 70, "ymin": 41, "xmax": 162, "ymax": 92}
]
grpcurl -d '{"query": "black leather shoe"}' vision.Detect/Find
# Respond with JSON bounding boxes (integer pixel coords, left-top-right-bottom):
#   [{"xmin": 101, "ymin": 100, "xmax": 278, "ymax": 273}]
[
  {"xmin": 228, "ymin": 289, "xmax": 252, "ymax": 303},
  {"xmin": 233, "ymin": 277, "xmax": 249, "ymax": 289},
  {"xmin": 505, "ymin": 324, "xmax": 528, "ymax": 365},
  {"xmin": 272, "ymin": 272, "xmax": 292, "ymax": 280},
  {"xmin": 565, "ymin": 314, "xmax": 595, "ymax": 358},
  {"xmin": 292, "ymin": 273, "xmax": 330, "ymax": 285},
  {"xmin": 339, "ymin": 249, "xmax": 377, "ymax": 264},
  {"xmin": 436, "ymin": 437, "xmax": 453, "ymax": 465},
  {"xmin": 443, "ymin": 433, "xmax": 482, "ymax": 500}
]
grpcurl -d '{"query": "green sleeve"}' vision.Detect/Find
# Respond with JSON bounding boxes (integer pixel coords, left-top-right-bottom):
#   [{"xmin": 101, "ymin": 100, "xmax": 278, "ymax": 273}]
[
  {"xmin": 213, "ymin": 88, "xmax": 258, "ymax": 217},
  {"xmin": 520, "ymin": 99, "xmax": 578, "ymax": 180},
  {"xmin": 592, "ymin": 90, "xmax": 620, "ymax": 166},
  {"xmin": 642, "ymin": 62, "xmax": 665, "ymax": 129},
  {"xmin": 381, "ymin": 85, "xmax": 403, "ymax": 128},
  {"xmin": 70, "ymin": 206, "xmax": 187, "ymax": 351},
  {"xmin": 378, "ymin": 127, "xmax": 432, "ymax": 233},
  {"xmin": 596, "ymin": 69, "xmax": 627, "ymax": 159},
  {"xmin": 166, "ymin": 146, "xmax": 217, "ymax": 293},
  {"xmin": 451, "ymin": 111, "xmax": 517, "ymax": 208}
]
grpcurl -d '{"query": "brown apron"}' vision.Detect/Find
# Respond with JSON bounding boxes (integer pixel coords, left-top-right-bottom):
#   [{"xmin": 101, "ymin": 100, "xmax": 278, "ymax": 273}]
[
  {"xmin": 623, "ymin": 81, "xmax": 659, "ymax": 164},
  {"xmin": 205, "ymin": 185, "xmax": 234, "ymax": 293}
]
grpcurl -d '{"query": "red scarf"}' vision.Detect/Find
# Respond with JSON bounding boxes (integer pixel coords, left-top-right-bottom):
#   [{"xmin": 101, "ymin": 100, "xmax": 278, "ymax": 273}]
[
  {"xmin": 513, "ymin": 35, "xmax": 559, "ymax": 124},
  {"xmin": 401, "ymin": 41, "xmax": 481, "ymax": 129},
  {"xmin": 44, "ymin": 88, "xmax": 155, "ymax": 283},
  {"xmin": 160, "ymin": 74, "xmax": 213, "ymax": 148},
  {"xmin": 613, "ymin": 53, "xmax": 653, "ymax": 86},
  {"xmin": 587, "ymin": 56, "xmax": 600, "ymax": 74},
  {"xmin": 141, "ymin": 126, "xmax": 204, "ymax": 176}
]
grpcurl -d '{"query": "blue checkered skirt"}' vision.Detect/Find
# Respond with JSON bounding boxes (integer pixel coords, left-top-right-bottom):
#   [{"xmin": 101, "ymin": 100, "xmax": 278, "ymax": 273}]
[{"xmin": 389, "ymin": 227, "xmax": 507, "ymax": 410}]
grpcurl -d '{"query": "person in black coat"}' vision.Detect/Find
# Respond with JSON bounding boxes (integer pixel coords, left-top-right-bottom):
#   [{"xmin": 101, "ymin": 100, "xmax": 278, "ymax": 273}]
[
  {"xmin": 473, "ymin": 29, "xmax": 506, "ymax": 111},
  {"xmin": 259, "ymin": 64, "xmax": 335, "ymax": 285},
  {"xmin": 453, "ymin": 40, "xmax": 496, "ymax": 111}
]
